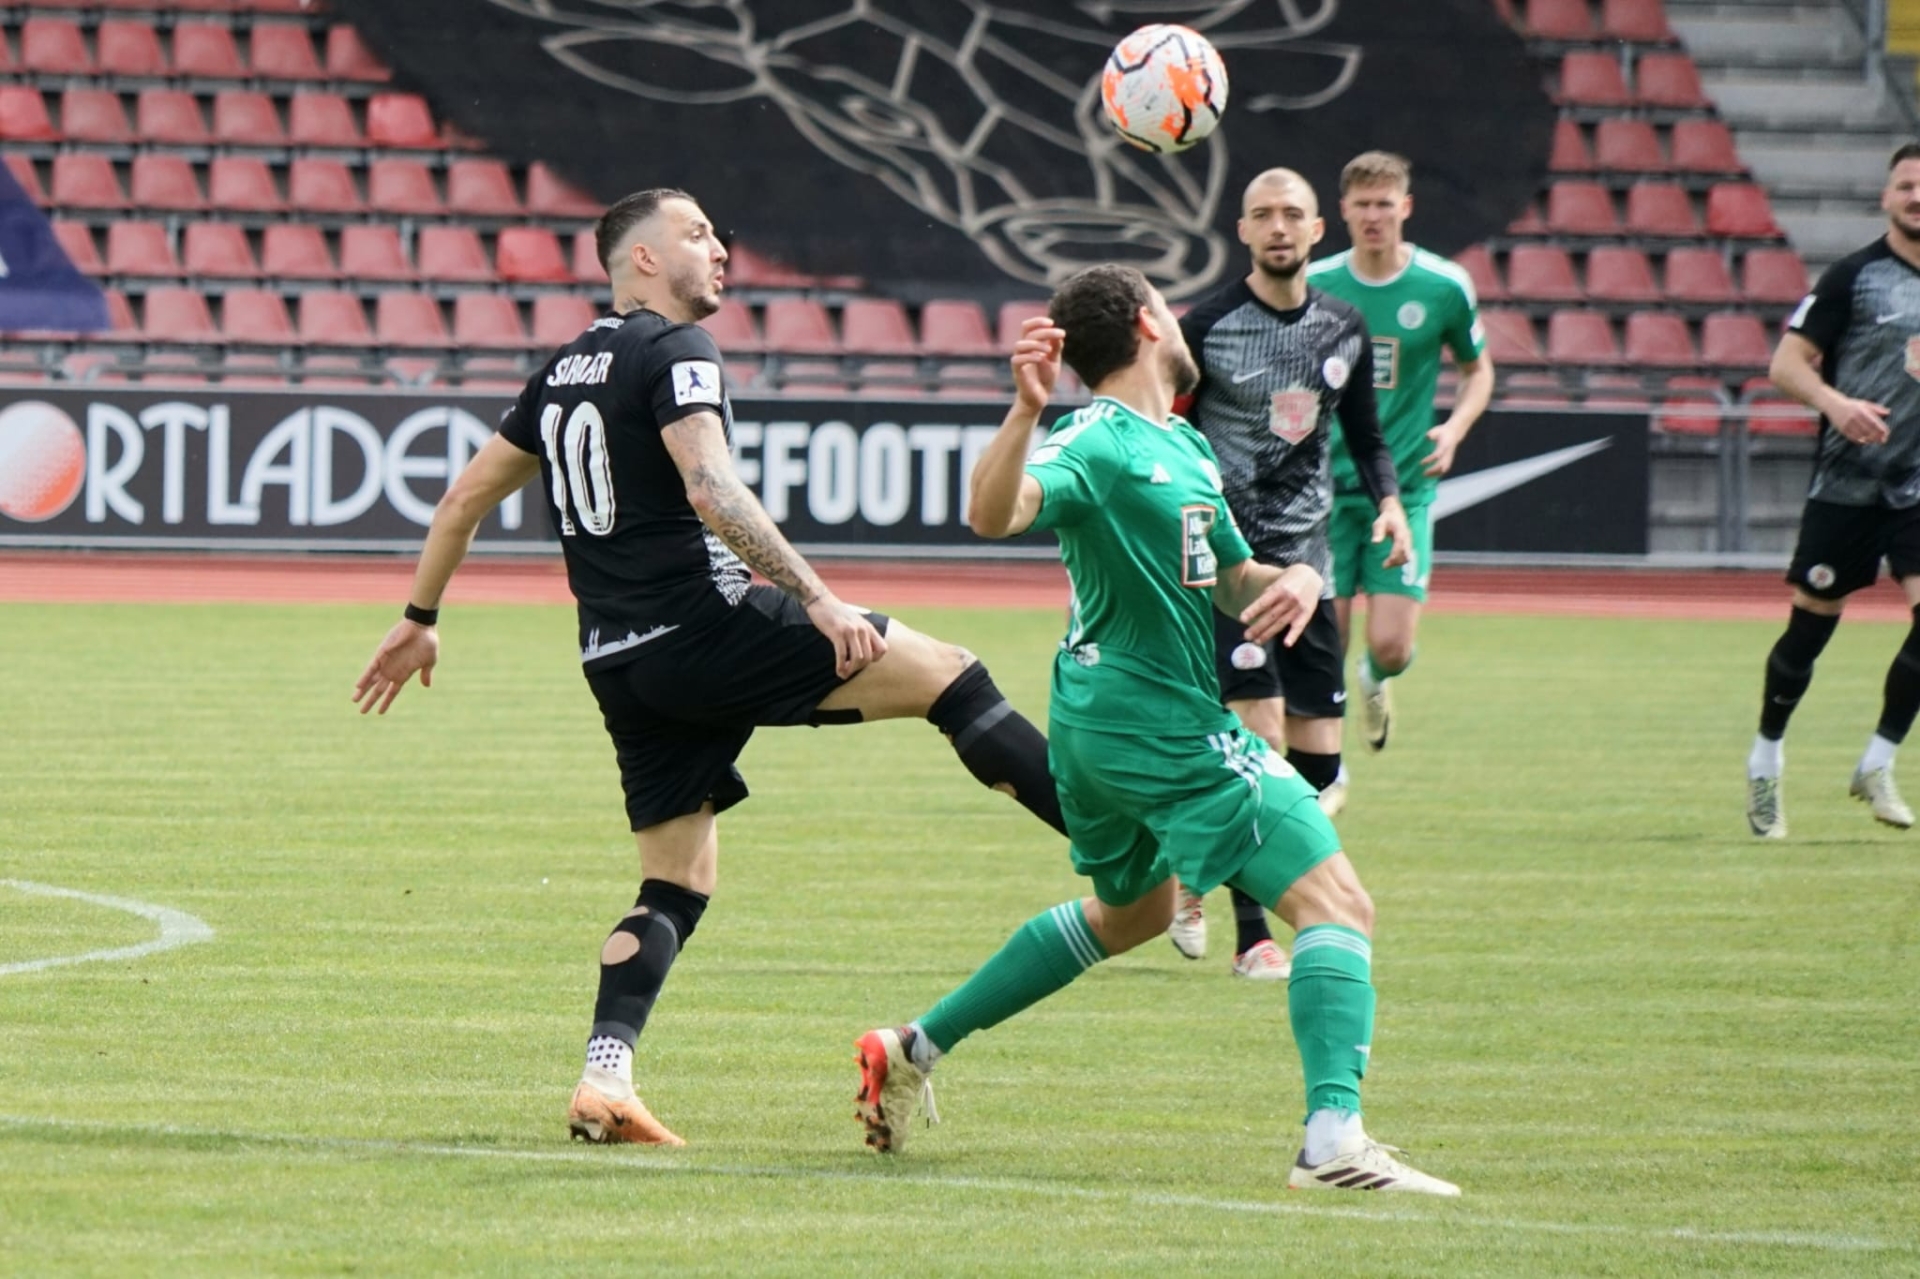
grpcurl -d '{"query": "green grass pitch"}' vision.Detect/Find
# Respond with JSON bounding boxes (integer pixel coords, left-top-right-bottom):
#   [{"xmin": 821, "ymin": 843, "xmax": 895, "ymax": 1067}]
[{"xmin": 2, "ymin": 599, "xmax": 1917, "ymax": 1275}]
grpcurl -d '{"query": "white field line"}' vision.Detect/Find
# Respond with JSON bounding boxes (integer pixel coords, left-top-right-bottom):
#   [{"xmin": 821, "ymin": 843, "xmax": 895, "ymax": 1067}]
[
  {"xmin": 0, "ymin": 880, "xmax": 213, "ymax": 976},
  {"xmin": 0, "ymin": 1114, "xmax": 1904, "ymax": 1256}
]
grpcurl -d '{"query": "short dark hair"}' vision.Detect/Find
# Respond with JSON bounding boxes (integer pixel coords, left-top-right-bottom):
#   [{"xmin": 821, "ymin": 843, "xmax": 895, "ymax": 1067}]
[
  {"xmin": 595, "ymin": 187, "xmax": 696, "ymax": 273},
  {"xmin": 1892, "ymin": 144, "xmax": 1920, "ymax": 171},
  {"xmin": 1049, "ymin": 264, "xmax": 1154, "ymax": 389}
]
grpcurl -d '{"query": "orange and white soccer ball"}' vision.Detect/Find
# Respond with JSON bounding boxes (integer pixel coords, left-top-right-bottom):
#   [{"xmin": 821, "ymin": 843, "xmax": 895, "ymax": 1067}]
[{"xmin": 1101, "ymin": 24, "xmax": 1228, "ymax": 154}]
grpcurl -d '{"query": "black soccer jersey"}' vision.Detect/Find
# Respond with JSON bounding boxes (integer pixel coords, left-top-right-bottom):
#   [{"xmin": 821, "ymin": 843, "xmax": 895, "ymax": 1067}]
[
  {"xmin": 1180, "ymin": 280, "xmax": 1398, "ymax": 580},
  {"xmin": 498, "ymin": 309, "xmax": 750, "ymax": 668},
  {"xmin": 1789, "ymin": 238, "xmax": 1920, "ymax": 508}
]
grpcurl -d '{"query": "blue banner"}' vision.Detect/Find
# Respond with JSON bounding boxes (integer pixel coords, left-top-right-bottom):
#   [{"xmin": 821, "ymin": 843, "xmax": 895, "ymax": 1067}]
[{"xmin": 0, "ymin": 161, "xmax": 108, "ymax": 334}]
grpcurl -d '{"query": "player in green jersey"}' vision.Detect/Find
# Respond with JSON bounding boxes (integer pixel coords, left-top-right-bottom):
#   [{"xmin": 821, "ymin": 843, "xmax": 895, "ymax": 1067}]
[
  {"xmin": 849, "ymin": 264, "xmax": 1460, "ymax": 1196},
  {"xmin": 1308, "ymin": 152, "xmax": 1495, "ymax": 752}
]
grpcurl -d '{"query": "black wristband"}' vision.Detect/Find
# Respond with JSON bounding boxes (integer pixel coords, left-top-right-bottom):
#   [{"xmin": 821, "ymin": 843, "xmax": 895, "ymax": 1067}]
[{"xmin": 404, "ymin": 603, "xmax": 439, "ymax": 627}]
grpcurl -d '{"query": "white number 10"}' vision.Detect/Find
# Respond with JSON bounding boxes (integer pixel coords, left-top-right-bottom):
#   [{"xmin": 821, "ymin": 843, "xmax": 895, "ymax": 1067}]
[{"xmin": 538, "ymin": 401, "xmax": 616, "ymax": 537}]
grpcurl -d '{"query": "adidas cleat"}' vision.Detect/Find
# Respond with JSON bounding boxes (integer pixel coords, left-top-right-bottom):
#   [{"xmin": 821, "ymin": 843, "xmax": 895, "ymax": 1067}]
[
  {"xmin": 1230, "ymin": 938, "xmax": 1291, "ymax": 981},
  {"xmin": 1286, "ymin": 1138, "xmax": 1460, "ymax": 1196}
]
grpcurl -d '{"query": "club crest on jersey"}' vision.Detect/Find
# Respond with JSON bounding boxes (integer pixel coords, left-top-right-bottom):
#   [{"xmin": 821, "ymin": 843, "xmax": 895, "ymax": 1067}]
[
  {"xmin": 1269, "ymin": 389, "xmax": 1319, "ymax": 444},
  {"xmin": 1398, "ymin": 301, "xmax": 1427, "ymax": 329},
  {"xmin": 672, "ymin": 359, "xmax": 723, "ymax": 406},
  {"xmin": 1181, "ymin": 504, "xmax": 1218, "ymax": 587},
  {"xmin": 1906, "ymin": 337, "xmax": 1920, "ymax": 382},
  {"xmin": 1322, "ymin": 355, "xmax": 1350, "ymax": 390}
]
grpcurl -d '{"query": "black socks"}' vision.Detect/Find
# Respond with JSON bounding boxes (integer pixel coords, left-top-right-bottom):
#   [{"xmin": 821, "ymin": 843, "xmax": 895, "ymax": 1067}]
[
  {"xmin": 928, "ymin": 661, "xmax": 1066, "ymax": 836},
  {"xmin": 1760, "ymin": 606, "xmax": 1841, "ymax": 740},
  {"xmin": 589, "ymin": 878, "xmax": 710, "ymax": 1047}
]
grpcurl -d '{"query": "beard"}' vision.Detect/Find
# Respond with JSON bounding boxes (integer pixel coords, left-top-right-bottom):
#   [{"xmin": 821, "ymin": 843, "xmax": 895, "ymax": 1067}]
[
  {"xmin": 671, "ymin": 263, "xmax": 722, "ymax": 319},
  {"xmin": 1168, "ymin": 345, "xmax": 1201, "ymax": 397},
  {"xmin": 1892, "ymin": 213, "xmax": 1920, "ymax": 244},
  {"xmin": 1252, "ymin": 250, "xmax": 1306, "ymax": 281}
]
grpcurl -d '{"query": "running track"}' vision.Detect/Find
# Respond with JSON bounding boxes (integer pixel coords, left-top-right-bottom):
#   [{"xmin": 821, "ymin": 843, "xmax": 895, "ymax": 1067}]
[{"xmin": 0, "ymin": 552, "xmax": 1914, "ymax": 622}]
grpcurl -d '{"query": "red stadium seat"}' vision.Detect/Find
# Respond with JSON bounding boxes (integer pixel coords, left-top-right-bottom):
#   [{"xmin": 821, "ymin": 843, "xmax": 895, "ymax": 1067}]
[
  {"xmin": 287, "ymin": 157, "xmax": 362, "ymax": 213},
  {"xmin": 1506, "ymin": 201, "xmax": 1547, "ymax": 236},
  {"xmin": 325, "ymin": 26, "xmax": 392, "ymax": 81},
  {"xmin": 182, "ymin": 221, "xmax": 259, "ymax": 278},
  {"xmin": 51, "ymin": 220, "xmax": 103, "ymax": 274},
  {"xmin": 375, "ymin": 292, "xmax": 452, "ymax": 348},
  {"xmin": 212, "ymin": 91, "xmax": 284, "ymax": 145},
  {"xmin": 288, "ymin": 93, "xmax": 361, "ymax": 147},
  {"xmin": 221, "ymin": 290, "xmax": 295, "ymax": 344},
  {"xmin": 1480, "ymin": 312, "xmax": 1542, "ymax": 364},
  {"xmin": 208, "ymin": 156, "xmax": 283, "ymax": 212},
  {"xmin": 1585, "ymin": 246, "xmax": 1660, "ymax": 302},
  {"xmin": 1654, "ymin": 396, "xmax": 1723, "ymax": 436},
  {"xmin": 1506, "ymin": 245, "xmax": 1582, "ymax": 301},
  {"xmin": 50, "ymin": 153, "xmax": 127, "ymax": 209},
  {"xmin": 526, "ymin": 163, "xmax": 599, "ymax": 217},
  {"xmin": 143, "ymin": 287, "xmax": 218, "ymax": 342},
  {"xmin": 451, "ymin": 293, "xmax": 528, "ymax": 349},
  {"xmin": 1527, "ymin": 0, "xmax": 1596, "ymax": 39},
  {"xmin": 764, "ymin": 297, "xmax": 840, "ymax": 352},
  {"xmin": 1593, "ymin": 119, "xmax": 1665, "ymax": 171},
  {"xmin": 447, "ymin": 159, "xmax": 522, "ymax": 216},
  {"xmin": 997, "ymin": 299, "xmax": 1050, "ymax": 348},
  {"xmin": 1701, "ymin": 312, "xmax": 1773, "ymax": 366},
  {"xmin": 59, "ymin": 89, "xmax": 134, "ymax": 144},
  {"xmin": 1451, "ymin": 246, "xmax": 1507, "ymax": 303},
  {"xmin": 1635, "ymin": 53, "xmax": 1710, "ymax": 108},
  {"xmin": 1624, "ymin": 182, "xmax": 1700, "ymax": 236},
  {"xmin": 261, "ymin": 223, "xmax": 337, "ymax": 278},
  {"xmin": 573, "ymin": 229, "xmax": 607, "ymax": 284},
  {"xmin": 1548, "ymin": 119, "xmax": 1594, "ymax": 173},
  {"xmin": 416, "ymin": 226, "xmax": 493, "ymax": 282},
  {"xmin": 250, "ymin": 25, "xmax": 325, "ymax": 80},
  {"xmin": 6, "ymin": 154, "xmax": 48, "ymax": 205},
  {"xmin": 366, "ymin": 93, "xmax": 438, "ymax": 149},
  {"xmin": 1742, "ymin": 378, "xmax": 1818, "ymax": 436},
  {"xmin": 725, "ymin": 242, "xmax": 811, "ymax": 287},
  {"xmin": 173, "ymin": 23, "xmax": 244, "ymax": 78},
  {"xmin": 0, "ymin": 87, "xmax": 58, "ymax": 142},
  {"xmin": 1622, "ymin": 311, "xmax": 1698, "ymax": 366},
  {"xmin": 1706, "ymin": 183, "xmax": 1781, "ymax": 237},
  {"xmin": 1602, "ymin": 0, "xmax": 1673, "ymax": 42},
  {"xmin": 105, "ymin": 220, "xmax": 179, "ymax": 277},
  {"xmin": 495, "ymin": 227, "xmax": 570, "ymax": 283},
  {"xmin": 531, "ymin": 294, "xmax": 597, "ymax": 347},
  {"xmin": 1669, "ymin": 120, "xmax": 1742, "ymax": 173},
  {"xmin": 919, "ymin": 299, "xmax": 996, "ymax": 354},
  {"xmin": 299, "ymin": 291, "xmax": 376, "ymax": 345},
  {"xmin": 1663, "ymin": 246, "xmax": 1736, "ymax": 303},
  {"xmin": 135, "ymin": 89, "xmax": 210, "ymax": 145},
  {"xmin": 22, "ymin": 18, "xmax": 92, "ymax": 74},
  {"xmin": 1546, "ymin": 310, "xmax": 1622, "ymax": 364},
  {"xmin": 840, "ymin": 298, "xmax": 918, "ymax": 354},
  {"xmin": 97, "ymin": 21, "xmax": 165, "ymax": 76},
  {"xmin": 1741, "ymin": 247, "xmax": 1810, "ymax": 304},
  {"xmin": 338, "ymin": 224, "xmax": 412, "ymax": 281},
  {"xmin": 130, "ymin": 154, "xmax": 204, "ymax": 211},
  {"xmin": 367, "ymin": 158, "xmax": 441, "ymax": 215},
  {"xmin": 699, "ymin": 304, "xmax": 764, "ymax": 354},
  {"xmin": 1546, "ymin": 182, "xmax": 1619, "ymax": 235},
  {"xmin": 1559, "ymin": 53, "xmax": 1633, "ymax": 107}
]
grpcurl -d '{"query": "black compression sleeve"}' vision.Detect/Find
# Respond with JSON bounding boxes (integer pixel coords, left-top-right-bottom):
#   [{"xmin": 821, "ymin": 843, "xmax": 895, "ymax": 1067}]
[{"xmin": 1337, "ymin": 343, "xmax": 1399, "ymax": 507}]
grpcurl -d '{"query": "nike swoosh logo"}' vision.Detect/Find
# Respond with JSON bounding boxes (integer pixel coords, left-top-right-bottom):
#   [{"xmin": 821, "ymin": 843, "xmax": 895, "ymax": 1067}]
[
  {"xmin": 1232, "ymin": 367, "xmax": 1267, "ymax": 384},
  {"xmin": 1432, "ymin": 439, "xmax": 1613, "ymax": 521},
  {"xmin": 1879, "ymin": 312, "xmax": 1905, "ymax": 324}
]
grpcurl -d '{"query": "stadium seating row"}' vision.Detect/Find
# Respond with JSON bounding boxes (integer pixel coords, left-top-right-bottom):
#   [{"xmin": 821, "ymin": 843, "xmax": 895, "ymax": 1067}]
[
  {"xmin": 1554, "ymin": 50, "xmax": 1709, "ymax": 110},
  {"xmin": 9, "ymin": 0, "xmax": 312, "ymax": 13},
  {"xmin": 1481, "ymin": 307, "xmax": 1774, "ymax": 367},
  {"xmin": 0, "ymin": 17, "xmax": 387, "ymax": 81},
  {"xmin": 1548, "ymin": 117, "xmax": 1742, "ymax": 174},
  {"xmin": 0, "ymin": 85, "xmax": 458, "ymax": 148},
  {"xmin": 1497, "ymin": 0, "xmax": 1676, "ymax": 44},
  {"xmin": 1457, "ymin": 243, "xmax": 1807, "ymax": 305},
  {"xmin": 1505, "ymin": 180, "xmax": 1780, "ymax": 238}
]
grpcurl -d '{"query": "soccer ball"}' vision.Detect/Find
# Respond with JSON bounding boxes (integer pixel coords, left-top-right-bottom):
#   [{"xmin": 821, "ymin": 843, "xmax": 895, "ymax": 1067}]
[{"xmin": 1100, "ymin": 24, "xmax": 1229, "ymax": 155}]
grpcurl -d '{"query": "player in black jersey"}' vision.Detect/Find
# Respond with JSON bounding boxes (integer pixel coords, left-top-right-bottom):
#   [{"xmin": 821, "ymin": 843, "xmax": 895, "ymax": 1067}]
[
  {"xmin": 1748, "ymin": 143, "xmax": 1920, "ymax": 837},
  {"xmin": 1168, "ymin": 168, "xmax": 1410, "ymax": 977},
  {"xmin": 353, "ymin": 188, "xmax": 1066, "ymax": 1146}
]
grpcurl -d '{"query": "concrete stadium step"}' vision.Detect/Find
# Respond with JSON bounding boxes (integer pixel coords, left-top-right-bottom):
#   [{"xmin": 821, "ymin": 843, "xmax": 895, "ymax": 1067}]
[
  {"xmin": 1700, "ymin": 74, "xmax": 1901, "ymax": 127},
  {"xmin": 1774, "ymin": 208, "xmax": 1890, "ymax": 263},
  {"xmin": 1668, "ymin": 6, "xmax": 1863, "ymax": 67}
]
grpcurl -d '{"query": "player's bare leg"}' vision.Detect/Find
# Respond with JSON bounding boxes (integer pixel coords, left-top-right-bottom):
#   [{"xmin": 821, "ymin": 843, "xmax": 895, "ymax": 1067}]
[
  {"xmin": 1339, "ymin": 595, "xmax": 1419, "ymax": 753},
  {"xmin": 571, "ymin": 807, "xmax": 720, "ymax": 1147},
  {"xmin": 815, "ymin": 618, "xmax": 1065, "ymax": 834},
  {"xmin": 1750, "ymin": 588, "xmax": 1844, "ymax": 838}
]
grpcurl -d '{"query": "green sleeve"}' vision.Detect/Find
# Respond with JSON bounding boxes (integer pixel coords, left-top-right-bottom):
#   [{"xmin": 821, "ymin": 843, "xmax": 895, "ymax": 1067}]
[
  {"xmin": 1025, "ymin": 417, "xmax": 1120, "ymax": 531},
  {"xmin": 1446, "ymin": 281, "xmax": 1487, "ymax": 364},
  {"xmin": 1186, "ymin": 426, "xmax": 1252, "ymax": 568}
]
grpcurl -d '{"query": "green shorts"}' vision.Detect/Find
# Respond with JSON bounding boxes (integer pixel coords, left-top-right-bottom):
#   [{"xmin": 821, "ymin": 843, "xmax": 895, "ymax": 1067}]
[
  {"xmin": 1050, "ymin": 719, "xmax": 1343, "ymax": 907},
  {"xmin": 1331, "ymin": 495, "xmax": 1433, "ymax": 602}
]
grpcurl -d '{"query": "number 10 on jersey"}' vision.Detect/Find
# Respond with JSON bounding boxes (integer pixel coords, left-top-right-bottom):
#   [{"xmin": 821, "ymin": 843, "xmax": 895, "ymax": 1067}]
[{"xmin": 539, "ymin": 401, "xmax": 616, "ymax": 537}]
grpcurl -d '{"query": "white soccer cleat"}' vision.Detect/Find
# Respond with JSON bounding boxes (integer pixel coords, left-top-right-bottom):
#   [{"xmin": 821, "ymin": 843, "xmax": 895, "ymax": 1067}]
[
  {"xmin": 1286, "ymin": 1138, "xmax": 1460, "ymax": 1196},
  {"xmin": 1317, "ymin": 770, "xmax": 1349, "ymax": 818},
  {"xmin": 1167, "ymin": 887, "xmax": 1207, "ymax": 959},
  {"xmin": 854, "ymin": 1027, "xmax": 938, "ymax": 1154},
  {"xmin": 1360, "ymin": 676, "xmax": 1392, "ymax": 752},
  {"xmin": 1850, "ymin": 766, "xmax": 1914, "ymax": 829},
  {"xmin": 1747, "ymin": 775, "xmax": 1786, "ymax": 838},
  {"xmin": 1230, "ymin": 938, "xmax": 1290, "ymax": 981}
]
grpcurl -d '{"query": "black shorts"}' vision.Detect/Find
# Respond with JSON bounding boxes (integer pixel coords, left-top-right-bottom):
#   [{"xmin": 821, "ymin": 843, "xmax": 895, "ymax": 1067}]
[
  {"xmin": 583, "ymin": 585, "xmax": 892, "ymax": 831},
  {"xmin": 1786, "ymin": 499, "xmax": 1920, "ymax": 600},
  {"xmin": 1212, "ymin": 598, "xmax": 1345, "ymax": 719}
]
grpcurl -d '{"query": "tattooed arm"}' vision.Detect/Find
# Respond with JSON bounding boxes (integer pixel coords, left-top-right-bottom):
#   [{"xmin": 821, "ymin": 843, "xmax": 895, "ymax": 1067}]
[{"xmin": 661, "ymin": 409, "xmax": 884, "ymax": 677}]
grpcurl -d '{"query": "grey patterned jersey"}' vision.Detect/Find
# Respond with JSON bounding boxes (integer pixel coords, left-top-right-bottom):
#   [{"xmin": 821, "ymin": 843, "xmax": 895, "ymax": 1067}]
[
  {"xmin": 1790, "ymin": 238, "xmax": 1920, "ymax": 508},
  {"xmin": 1179, "ymin": 280, "xmax": 1398, "ymax": 579}
]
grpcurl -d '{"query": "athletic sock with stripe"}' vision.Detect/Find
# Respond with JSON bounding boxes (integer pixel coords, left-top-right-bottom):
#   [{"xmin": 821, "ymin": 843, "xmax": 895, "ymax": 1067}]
[
  {"xmin": 1288, "ymin": 924, "xmax": 1376, "ymax": 1120},
  {"xmin": 915, "ymin": 900, "xmax": 1108, "ymax": 1053}
]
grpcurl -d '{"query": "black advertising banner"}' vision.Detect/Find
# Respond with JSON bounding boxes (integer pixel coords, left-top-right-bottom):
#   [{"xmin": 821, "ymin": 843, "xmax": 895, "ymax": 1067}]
[
  {"xmin": 328, "ymin": 0, "xmax": 1551, "ymax": 303},
  {"xmin": 0, "ymin": 389, "xmax": 1648, "ymax": 556}
]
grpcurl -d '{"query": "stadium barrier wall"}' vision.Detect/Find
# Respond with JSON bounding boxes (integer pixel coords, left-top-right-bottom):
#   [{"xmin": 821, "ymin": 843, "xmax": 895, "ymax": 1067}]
[{"xmin": 0, "ymin": 387, "xmax": 1648, "ymax": 559}]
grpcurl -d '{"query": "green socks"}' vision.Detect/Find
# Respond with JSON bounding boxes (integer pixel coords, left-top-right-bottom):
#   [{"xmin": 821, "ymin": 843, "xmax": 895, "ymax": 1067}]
[
  {"xmin": 1361, "ymin": 649, "xmax": 1413, "ymax": 686},
  {"xmin": 918, "ymin": 901, "xmax": 1108, "ymax": 1052},
  {"xmin": 1288, "ymin": 924, "xmax": 1376, "ymax": 1118}
]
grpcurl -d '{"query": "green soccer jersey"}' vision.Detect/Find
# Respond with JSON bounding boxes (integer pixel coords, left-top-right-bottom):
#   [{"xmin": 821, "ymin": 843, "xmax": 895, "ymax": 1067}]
[
  {"xmin": 1309, "ymin": 246, "xmax": 1486, "ymax": 502},
  {"xmin": 1025, "ymin": 396, "xmax": 1254, "ymax": 736}
]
